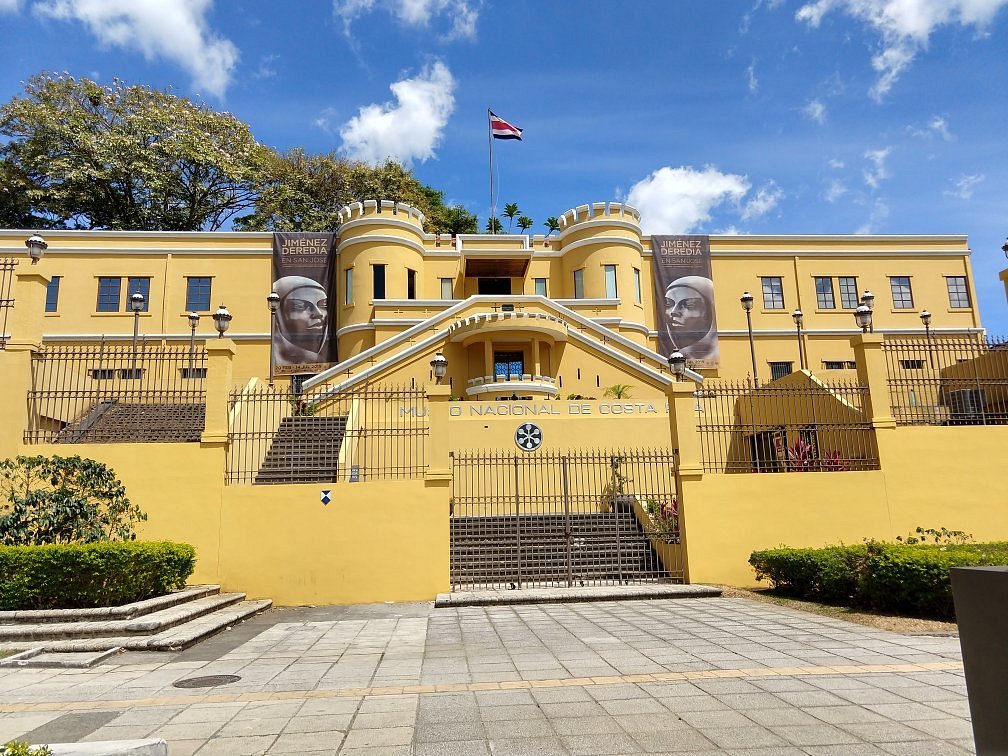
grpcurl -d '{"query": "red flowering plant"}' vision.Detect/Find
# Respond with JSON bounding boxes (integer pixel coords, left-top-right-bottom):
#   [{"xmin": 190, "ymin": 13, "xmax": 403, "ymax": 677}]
[{"xmin": 645, "ymin": 497, "xmax": 680, "ymax": 544}]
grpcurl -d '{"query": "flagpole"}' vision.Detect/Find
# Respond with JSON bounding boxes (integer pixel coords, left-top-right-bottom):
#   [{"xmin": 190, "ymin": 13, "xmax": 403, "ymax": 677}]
[{"xmin": 487, "ymin": 108, "xmax": 495, "ymax": 233}]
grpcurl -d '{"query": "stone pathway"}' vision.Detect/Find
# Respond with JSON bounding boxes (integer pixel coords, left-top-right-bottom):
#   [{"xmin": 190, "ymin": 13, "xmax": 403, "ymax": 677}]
[{"xmin": 0, "ymin": 597, "xmax": 972, "ymax": 754}]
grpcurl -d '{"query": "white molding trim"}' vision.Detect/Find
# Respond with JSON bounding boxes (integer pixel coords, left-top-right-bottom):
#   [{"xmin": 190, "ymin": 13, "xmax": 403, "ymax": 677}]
[
  {"xmin": 466, "ymin": 380, "xmax": 559, "ymax": 398},
  {"xmin": 5, "ymin": 247, "xmax": 272, "ymax": 256},
  {"xmin": 554, "ymin": 298, "xmax": 621, "ymax": 307},
  {"xmin": 561, "ymin": 235, "xmax": 644, "ymax": 255},
  {"xmin": 335, "ymin": 322, "xmax": 375, "ymax": 337},
  {"xmin": 375, "ymin": 299, "xmax": 454, "ymax": 307},
  {"xmin": 336, "ymin": 234, "xmax": 426, "ymax": 256},
  {"xmin": 556, "ymin": 219, "xmax": 641, "ymax": 243},
  {"xmin": 42, "ymin": 332, "xmax": 268, "ymax": 341},
  {"xmin": 338, "ymin": 216, "xmax": 424, "ymax": 237},
  {"xmin": 372, "ymin": 318, "xmax": 423, "ymax": 327}
]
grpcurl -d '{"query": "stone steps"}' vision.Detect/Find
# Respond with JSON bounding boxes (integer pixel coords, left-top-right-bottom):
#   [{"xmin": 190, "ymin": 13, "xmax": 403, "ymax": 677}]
[
  {"xmin": 0, "ymin": 585, "xmax": 272, "ymax": 655},
  {"xmin": 255, "ymin": 414, "xmax": 350, "ymax": 484}
]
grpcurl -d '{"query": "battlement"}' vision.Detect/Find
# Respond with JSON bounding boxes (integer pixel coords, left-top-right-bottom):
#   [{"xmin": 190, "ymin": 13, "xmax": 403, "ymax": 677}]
[
  {"xmin": 558, "ymin": 202, "xmax": 641, "ymax": 232},
  {"xmin": 337, "ymin": 200, "xmax": 427, "ymax": 228}
]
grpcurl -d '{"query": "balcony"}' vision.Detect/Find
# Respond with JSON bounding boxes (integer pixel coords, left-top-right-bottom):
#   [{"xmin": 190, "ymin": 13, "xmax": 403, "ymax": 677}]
[{"xmin": 465, "ymin": 374, "xmax": 558, "ymax": 399}]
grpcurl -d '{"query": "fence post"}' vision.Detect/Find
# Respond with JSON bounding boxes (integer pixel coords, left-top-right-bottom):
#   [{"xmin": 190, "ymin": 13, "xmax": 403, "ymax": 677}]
[
  {"xmin": 425, "ymin": 384, "xmax": 452, "ymax": 482},
  {"xmin": 666, "ymin": 380, "xmax": 703, "ymax": 480},
  {"xmin": 0, "ymin": 273, "xmax": 49, "ymax": 456},
  {"xmin": 850, "ymin": 333, "xmax": 896, "ymax": 429},
  {"xmin": 201, "ymin": 338, "xmax": 235, "ymax": 446}
]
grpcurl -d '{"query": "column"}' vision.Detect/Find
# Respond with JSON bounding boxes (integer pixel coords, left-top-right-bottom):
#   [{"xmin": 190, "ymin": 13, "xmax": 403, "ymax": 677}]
[
  {"xmin": 425, "ymin": 384, "xmax": 451, "ymax": 483},
  {"xmin": 483, "ymin": 340, "xmax": 493, "ymax": 379},
  {"xmin": 0, "ymin": 272, "xmax": 50, "ymax": 455},
  {"xmin": 532, "ymin": 339, "xmax": 541, "ymax": 377},
  {"xmin": 850, "ymin": 333, "xmax": 896, "ymax": 429},
  {"xmin": 201, "ymin": 338, "xmax": 235, "ymax": 445}
]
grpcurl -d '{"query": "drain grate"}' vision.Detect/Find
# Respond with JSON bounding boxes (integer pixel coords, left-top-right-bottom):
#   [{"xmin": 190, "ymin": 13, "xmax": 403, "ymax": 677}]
[{"xmin": 173, "ymin": 674, "xmax": 241, "ymax": 689}]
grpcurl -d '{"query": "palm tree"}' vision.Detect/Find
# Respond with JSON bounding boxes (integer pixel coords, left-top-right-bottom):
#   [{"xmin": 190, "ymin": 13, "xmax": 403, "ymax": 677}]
[
  {"xmin": 485, "ymin": 217, "xmax": 503, "ymax": 234},
  {"xmin": 603, "ymin": 384, "xmax": 633, "ymax": 399},
  {"xmin": 517, "ymin": 216, "xmax": 533, "ymax": 234},
  {"xmin": 502, "ymin": 203, "xmax": 520, "ymax": 233},
  {"xmin": 544, "ymin": 217, "xmax": 560, "ymax": 235}
]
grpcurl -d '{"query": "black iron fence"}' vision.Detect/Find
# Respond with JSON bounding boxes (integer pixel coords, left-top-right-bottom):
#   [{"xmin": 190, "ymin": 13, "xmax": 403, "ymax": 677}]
[
  {"xmin": 0, "ymin": 258, "xmax": 16, "ymax": 349},
  {"xmin": 450, "ymin": 449, "xmax": 683, "ymax": 590},
  {"xmin": 696, "ymin": 378, "xmax": 879, "ymax": 473},
  {"xmin": 226, "ymin": 383, "xmax": 428, "ymax": 485},
  {"xmin": 25, "ymin": 340, "xmax": 208, "ymax": 444},
  {"xmin": 884, "ymin": 336, "xmax": 1008, "ymax": 426}
]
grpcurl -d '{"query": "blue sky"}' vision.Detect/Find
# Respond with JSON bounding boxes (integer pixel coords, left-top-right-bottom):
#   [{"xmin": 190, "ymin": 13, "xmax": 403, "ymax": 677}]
[{"xmin": 1, "ymin": 0, "xmax": 1007, "ymax": 329}]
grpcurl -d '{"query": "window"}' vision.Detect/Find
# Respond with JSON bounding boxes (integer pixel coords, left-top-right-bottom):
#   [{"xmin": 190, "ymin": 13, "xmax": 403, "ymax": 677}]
[
  {"xmin": 814, "ymin": 277, "xmax": 835, "ymax": 309},
  {"xmin": 534, "ymin": 278, "xmax": 547, "ymax": 297},
  {"xmin": 185, "ymin": 277, "xmax": 212, "ymax": 312},
  {"xmin": 604, "ymin": 264, "xmax": 617, "ymax": 299},
  {"xmin": 407, "ymin": 269, "xmax": 417, "ymax": 300},
  {"xmin": 838, "ymin": 276, "xmax": 859, "ymax": 309},
  {"xmin": 96, "ymin": 277, "xmax": 121, "ymax": 312},
  {"xmin": 126, "ymin": 277, "xmax": 150, "ymax": 312},
  {"xmin": 761, "ymin": 277, "xmax": 784, "ymax": 309},
  {"xmin": 947, "ymin": 276, "xmax": 970, "ymax": 308},
  {"xmin": 372, "ymin": 264, "xmax": 386, "ymax": 300},
  {"xmin": 573, "ymin": 269, "xmax": 585, "ymax": 299},
  {"xmin": 890, "ymin": 276, "xmax": 914, "ymax": 309},
  {"xmin": 633, "ymin": 267, "xmax": 642, "ymax": 304},
  {"xmin": 769, "ymin": 361, "xmax": 793, "ymax": 381},
  {"xmin": 44, "ymin": 276, "xmax": 60, "ymax": 313},
  {"xmin": 900, "ymin": 359, "xmax": 925, "ymax": 370},
  {"xmin": 344, "ymin": 268, "xmax": 353, "ymax": 305},
  {"xmin": 440, "ymin": 277, "xmax": 454, "ymax": 300},
  {"xmin": 494, "ymin": 351, "xmax": 524, "ymax": 378},
  {"xmin": 823, "ymin": 360, "xmax": 857, "ymax": 370}
]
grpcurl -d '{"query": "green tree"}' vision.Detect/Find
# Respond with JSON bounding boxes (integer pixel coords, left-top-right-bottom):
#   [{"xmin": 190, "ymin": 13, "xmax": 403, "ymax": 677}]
[
  {"xmin": 0, "ymin": 72, "xmax": 270, "ymax": 230},
  {"xmin": 502, "ymin": 202, "xmax": 520, "ymax": 233},
  {"xmin": 0, "ymin": 161, "xmax": 50, "ymax": 229},
  {"xmin": 485, "ymin": 216, "xmax": 503, "ymax": 234},
  {"xmin": 0, "ymin": 455, "xmax": 146, "ymax": 545},
  {"xmin": 517, "ymin": 215, "xmax": 533, "ymax": 234},
  {"xmin": 544, "ymin": 216, "xmax": 560, "ymax": 235}
]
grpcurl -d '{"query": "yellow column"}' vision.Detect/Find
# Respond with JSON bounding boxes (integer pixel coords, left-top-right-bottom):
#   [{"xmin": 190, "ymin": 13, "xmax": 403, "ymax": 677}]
[
  {"xmin": 0, "ymin": 272, "xmax": 50, "ymax": 456},
  {"xmin": 532, "ymin": 339, "xmax": 541, "ymax": 377},
  {"xmin": 425, "ymin": 384, "xmax": 451, "ymax": 482},
  {"xmin": 666, "ymin": 380, "xmax": 703, "ymax": 480},
  {"xmin": 850, "ymin": 333, "xmax": 896, "ymax": 429},
  {"xmin": 201, "ymin": 338, "xmax": 235, "ymax": 446},
  {"xmin": 483, "ymin": 341, "xmax": 493, "ymax": 379}
]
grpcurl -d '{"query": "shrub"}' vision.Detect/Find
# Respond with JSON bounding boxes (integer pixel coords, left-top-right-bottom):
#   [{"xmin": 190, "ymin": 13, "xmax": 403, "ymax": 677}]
[
  {"xmin": 1, "ymin": 742, "xmax": 52, "ymax": 755},
  {"xmin": 0, "ymin": 541, "xmax": 196, "ymax": 610},
  {"xmin": 751, "ymin": 540, "xmax": 1008, "ymax": 620},
  {"xmin": 0, "ymin": 455, "xmax": 145, "ymax": 545}
]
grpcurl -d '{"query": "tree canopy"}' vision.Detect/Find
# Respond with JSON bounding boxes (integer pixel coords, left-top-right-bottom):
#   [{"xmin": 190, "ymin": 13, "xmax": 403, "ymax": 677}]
[{"xmin": 1, "ymin": 71, "xmax": 480, "ymax": 235}]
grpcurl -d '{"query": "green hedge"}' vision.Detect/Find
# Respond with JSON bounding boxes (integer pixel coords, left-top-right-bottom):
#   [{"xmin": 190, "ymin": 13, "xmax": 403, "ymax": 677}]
[
  {"xmin": 750, "ymin": 542, "xmax": 1008, "ymax": 620},
  {"xmin": 0, "ymin": 541, "xmax": 196, "ymax": 610}
]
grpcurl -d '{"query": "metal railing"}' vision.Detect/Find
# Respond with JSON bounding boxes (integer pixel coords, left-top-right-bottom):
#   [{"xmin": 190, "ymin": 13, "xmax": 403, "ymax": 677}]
[
  {"xmin": 696, "ymin": 378, "xmax": 879, "ymax": 473},
  {"xmin": 884, "ymin": 335, "xmax": 1008, "ymax": 426},
  {"xmin": 226, "ymin": 383, "xmax": 428, "ymax": 485},
  {"xmin": 25, "ymin": 340, "xmax": 208, "ymax": 444},
  {"xmin": 450, "ymin": 449, "xmax": 683, "ymax": 590},
  {"xmin": 0, "ymin": 258, "xmax": 16, "ymax": 349}
]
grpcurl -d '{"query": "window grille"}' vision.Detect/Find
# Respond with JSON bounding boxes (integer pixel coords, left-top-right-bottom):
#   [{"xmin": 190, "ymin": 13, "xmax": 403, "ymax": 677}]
[
  {"xmin": 815, "ymin": 277, "xmax": 835, "ymax": 309},
  {"xmin": 890, "ymin": 276, "xmax": 914, "ymax": 309},
  {"xmin": 761, "ymin": 277, "xmax": 784, "ymax": 309},
  {"xmin": 769, "ymin": 361, "xmax": 793, "ymax": 381},
  {"xmin": 45, "ymin": 276, "xmax": 61, "ymax": 313},
  {"xmin": 838, "ymin": 277, "xmax": 859, "ymax": 309},
  {"xmin": 96, "ymin": 277, "xmax": 121, "ymax": 312},
  {"xmin": 185, "ymin": 277, "xmax": 212, "ymax": 312},
  {"xmin": 947, "ymin": 276, "xmax": 970, "ymax": 308}
]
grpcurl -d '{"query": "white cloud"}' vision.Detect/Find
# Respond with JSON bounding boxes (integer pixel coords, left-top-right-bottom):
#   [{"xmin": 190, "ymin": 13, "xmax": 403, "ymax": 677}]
[
  {"xmin": 334, "ymin": 0, "xmax": 480, "ymax": 40},
  {"xmin": 855, "ymin": 198, "xmax": 889, "ymax": 234},
  {"xmin": 0, "ymin": 0, "xmax": 22, "ymax": 12},
  {"xmin": 828, "ymin": 158, "xmax": 845, "ymax": 169},
  {"xmin": 626, "ymin": 166, "xmax": 751, "ymax": 235},
  {"xmin": 742, "ymin": 181, "xmax": 784, "ymax": 220},
  {"xmin": 314, "ymin": 106, "xmax": 340, "ymax": 135},
  {"xmin": 339, "ymin": 60, "xmax": 455, "ymax": 165},
  {"xmin": 944, "ymin": 173, "xmax": 985, "ymax": 200},
  {"xmin": 252, "ymin": 53, "xmax": 279, "ymax": 80},
  {"xmin": 911, "ymin": 114, "xmax": 953, "ymax": 140},
  {"xmin": 33, "ymin": 0, "xmax": 237, "ymax": 98},
  {"xmin": 746, "ymin": 62, "xmax": 758, "ymax": 93},
  {"xmin": 802, "ymin": 98, "xmax": 827, "ymax": 124},
  {"xmin": 863, "ymin": 147, "xmax": 891, "ymax": 188},
  {"xmin": 795, "ymin": 0, "xmax": 1008, "ymax": 99},
  {"xmin": 824, "ymin": 179, "xmax": 847, "ymax": 202}
]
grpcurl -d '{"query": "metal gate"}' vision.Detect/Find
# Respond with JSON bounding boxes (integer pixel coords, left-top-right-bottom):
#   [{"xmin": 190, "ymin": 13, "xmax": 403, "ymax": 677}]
[{"xmin": 450, "ymin": 449, "xmax": 684, "ymax": 590}]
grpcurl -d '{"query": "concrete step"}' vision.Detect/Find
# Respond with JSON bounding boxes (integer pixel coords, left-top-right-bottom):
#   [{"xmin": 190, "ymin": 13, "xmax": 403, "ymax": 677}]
[
  {"xmin": 0, "ymin": 585, "xmax": 220, "ymax": 625},
  {"xmin": 15, "ymin": 600, "xmax": 273, "ymax": 653},
  {"xmin": 0, "ymin": 592, "xmax": 246, "ymax": 642}
]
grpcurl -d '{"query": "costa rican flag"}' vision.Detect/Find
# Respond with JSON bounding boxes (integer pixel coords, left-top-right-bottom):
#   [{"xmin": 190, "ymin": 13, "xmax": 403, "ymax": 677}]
[{"xmin": 490, "ymin": 111, "xmax": 522, "ymax": 140}]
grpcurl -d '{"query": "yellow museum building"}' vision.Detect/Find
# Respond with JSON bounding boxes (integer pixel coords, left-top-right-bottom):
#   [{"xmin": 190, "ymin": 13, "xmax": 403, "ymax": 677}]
[{"xmin": 0, "ymin": 199, "xmax": 1004, "ymax": 605}]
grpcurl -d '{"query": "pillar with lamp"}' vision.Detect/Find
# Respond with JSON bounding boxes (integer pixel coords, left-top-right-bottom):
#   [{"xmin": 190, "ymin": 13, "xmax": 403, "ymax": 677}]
[
  {"xmin": 792, "ymin": 308, "xmax": 806, "ymax": 371},
  {"xmin": 187, "ymin": 311, "xmax": 200, "ymax": 377},
  {"xmin": 921, "ymin": 309, "xmax": 934, "ymax": 370},
  {"xmin": 212, "ymin": 305, "xmax": 232, "ymax": 338},
  {"xmin": 267, "ymin": 291, "xmax": 280, "ymax": 387},
  {"xmin": 855, "ymin": 303, "xmax": 873, "ymax": 333},
  {"xmin": 740, "ymin": 291, "xmax": 758, "ymax": 386},
  {"xmin": 860, "ymin": 289, "xmax": 875, "ymax": 333},
  {"xmin": 430, "ymin": 352, "xmax": 448, "ymax": 385},
  {"xmin": 129, "ymin": 290, "xmax": 145, "ymax": 378}
]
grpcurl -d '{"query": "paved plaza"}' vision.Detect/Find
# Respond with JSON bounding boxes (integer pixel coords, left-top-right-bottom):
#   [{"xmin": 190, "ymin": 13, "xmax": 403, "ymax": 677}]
[{"xmin": 0, "ymin": 597, "xmax": 972, "ymax": 755}]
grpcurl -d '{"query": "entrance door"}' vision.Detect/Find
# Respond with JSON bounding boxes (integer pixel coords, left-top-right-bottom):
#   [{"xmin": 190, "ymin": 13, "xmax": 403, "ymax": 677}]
[
  {"xmin": 478, "ymin": 277, "xmax": 512, "ymax": 295},
  {"xmin": 449, "ymin": 449, "xmax": 684, "ymax": 590}
]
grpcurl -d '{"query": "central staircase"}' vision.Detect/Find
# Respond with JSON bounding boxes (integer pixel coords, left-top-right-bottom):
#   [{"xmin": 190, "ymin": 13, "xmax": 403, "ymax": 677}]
[{"xmin": 255, "ymin": 414, "xmax": 350, "ymax": 484}]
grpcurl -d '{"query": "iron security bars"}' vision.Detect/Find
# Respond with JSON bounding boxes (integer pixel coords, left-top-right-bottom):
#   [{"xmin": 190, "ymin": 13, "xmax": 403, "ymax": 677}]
[
  {"xmin": 450, "ymin": 449, "xmax": 683, "ymax": 590},
  {"xmin": 0, "ymin": 258, "xmax": 16, "ymax": 349},
  {"xmin": 25, "ymin": 340, "xmax": 208, "ymax": 444},
  {"xmin": 884, "ymin": 336, "xmax": 1008, "ymax": 426},
  {"xmin": 696, "ymin": 378, "xmax": 878, "ymax": 473},
  {"xmin": 226, "ymin": 383, "xmax": 428, "ymax": 485}
]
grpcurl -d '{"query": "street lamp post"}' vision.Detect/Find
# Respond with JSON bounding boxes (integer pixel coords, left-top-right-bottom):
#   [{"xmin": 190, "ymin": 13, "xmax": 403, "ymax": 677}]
[
  {"xmin": 430, "ymin": 352, "xmax": 448, "ymax": 384},
  {"xmin": 855, "ymin": 304, "xmax": 873, "ymax": 333},
  {"xmin": 740, "ymin": 291, "xmax": 758, "ymax": 386},
  {"xmin": 792, "ymin": 309, "xmax": 806, "ymax": 371},
  {"xmin": 24, "ymin": 234, "xmax": 47, "ymax": 264},
  {"xmin": 129, "ymin": 291, "xmax": 145, "ymax": 378},
  {"xmin": 667, "ymin": 351, "xmax": 686, "ymax": 382},
  {"xmin": 267, "ymin": 291, "xmax": 280, "ymax": 388},
  {"xmin": 212, "ymin": 305, "xmax": 232, "ymax": 338},
  {"xmin": 861, "ymin": 290, "xmax": 875, "ymax": 333},
  {"xmin": 921, "ymin": 309, "xmax": 934, "ymax": 370},
  {"xmin": 187, "ymin": 312, "xmax": 200, "ymax": 376}
]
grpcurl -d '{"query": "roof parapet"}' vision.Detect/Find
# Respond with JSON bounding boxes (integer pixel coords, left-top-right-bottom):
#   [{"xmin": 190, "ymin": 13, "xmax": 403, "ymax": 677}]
[
  {"xmin": 337, "ymin": 200, "xmax": 427, "ymax": 228},
  {"xmin": 558, "ymin": 202, "xmax": 641, "ymax": 231}
]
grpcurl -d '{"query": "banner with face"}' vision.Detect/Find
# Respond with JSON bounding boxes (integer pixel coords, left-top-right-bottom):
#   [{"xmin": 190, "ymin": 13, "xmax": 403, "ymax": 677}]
[
  {"xmin": 271, "ymin": 232, "xmax": 337, "ymax": 375},
  {"xmin": 651, "ymin": 235, "xmax": 719, "ymax": 369}
]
